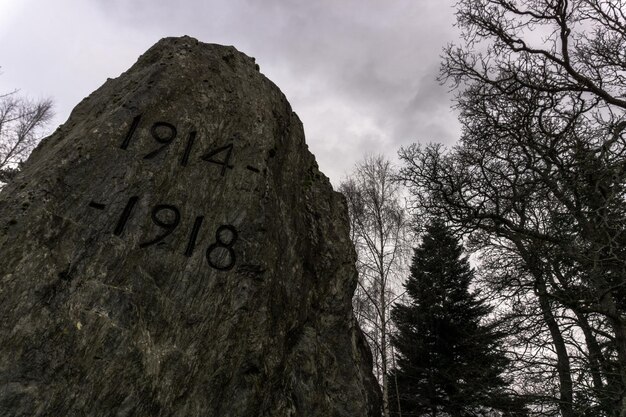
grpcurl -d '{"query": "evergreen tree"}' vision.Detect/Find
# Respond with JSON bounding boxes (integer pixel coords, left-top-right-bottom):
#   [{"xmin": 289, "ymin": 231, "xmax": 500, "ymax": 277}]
[{"xmin": 388, "ymin": 220, "xmax": 525, "ymax": 417}]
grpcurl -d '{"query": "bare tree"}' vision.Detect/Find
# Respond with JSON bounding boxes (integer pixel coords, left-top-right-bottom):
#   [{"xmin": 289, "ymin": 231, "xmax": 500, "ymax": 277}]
[
  {"xmin": 398, "ymin": 0, "xmax": 626, "ymax": 415},
  {"xmin": 339, "ymin": 155, "xmax": 410, "ymax": 417},
  {"xmin": 0, "ymin": 90, "xmax": 53, "ymax": 187}
]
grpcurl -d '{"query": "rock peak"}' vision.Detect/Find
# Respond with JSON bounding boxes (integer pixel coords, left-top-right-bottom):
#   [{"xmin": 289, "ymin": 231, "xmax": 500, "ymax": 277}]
[{"xmin": 0, "ymin": 38, "xmax": 381, "ymax": 416}]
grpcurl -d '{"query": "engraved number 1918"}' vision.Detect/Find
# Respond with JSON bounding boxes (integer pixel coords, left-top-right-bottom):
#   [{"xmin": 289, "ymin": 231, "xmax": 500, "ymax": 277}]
[{"xmin": 95, "ymin": 196, "xmax": 237, "ymax": 271}]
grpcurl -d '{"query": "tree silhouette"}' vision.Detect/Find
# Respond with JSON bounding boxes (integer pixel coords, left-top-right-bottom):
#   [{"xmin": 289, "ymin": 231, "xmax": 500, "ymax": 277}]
[{"xmin": 388, "ymin": 220, "xmax": 525, "ymax": 417}]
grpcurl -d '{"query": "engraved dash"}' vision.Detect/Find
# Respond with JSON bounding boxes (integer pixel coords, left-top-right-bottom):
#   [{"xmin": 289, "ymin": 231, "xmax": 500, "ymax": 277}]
[
  {"xmin": 246, "ymin": 165, "xmax": 260, "ymax": 173},
  {"xmin": 88, "ymin": 201, "xmax": 107, "ymax": 210}
]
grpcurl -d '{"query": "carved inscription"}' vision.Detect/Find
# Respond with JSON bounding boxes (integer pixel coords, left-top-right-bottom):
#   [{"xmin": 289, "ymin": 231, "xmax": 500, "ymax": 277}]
[
  {"xmin": 139, "ymin": 204, "xmax": 180, "ymax": 248},
  {"xmin": 113, "ymin": 196, "xmax": 139, "ymax": 236},
  {"xmin": 88, "ymin": 196, "xmax": 237, "ymax": 270},
  {"xmin": 206, "ymin": 225, "xmax": 238, "ymax": 271},
  {"xmin": 184, "ymin": 216, "xmax": 204, "ymax": 257},
  {"xmin": 201, "ymin": 144, "xmax": 234, "ymax": 176},
  {"xmin": 119, "ymin": 115, "xmax": 141, "ymax": 150},
  {"xmin": 85, "ymin": 115, "xmax": 251, "ymax": 270},
  {"xmin": 119, "ymin": 114, "xmax": 235, "ymax": 175},
  {"xmin": 144, "ymin": 122, "xmax": 177, "ymax": 159},
  {"xmin": 180, "ymin": 131, "xmax": 196, "ymax": 167}
]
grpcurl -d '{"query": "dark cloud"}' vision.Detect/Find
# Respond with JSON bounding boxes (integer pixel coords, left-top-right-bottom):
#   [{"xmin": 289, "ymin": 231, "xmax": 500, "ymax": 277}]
[{"xmin": 0, "ymin": 0, "xmax": 461, "ymax": 184}]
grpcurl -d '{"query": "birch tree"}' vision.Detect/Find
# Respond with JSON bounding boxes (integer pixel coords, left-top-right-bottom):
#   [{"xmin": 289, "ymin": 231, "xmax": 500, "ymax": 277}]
[
  {"xmin": 0, "ymin": 90, "xmax": 53, "ymax": 187},
  {"xmin": 340, "ymin": 155, "xmax": 409, "ymax": 417}
]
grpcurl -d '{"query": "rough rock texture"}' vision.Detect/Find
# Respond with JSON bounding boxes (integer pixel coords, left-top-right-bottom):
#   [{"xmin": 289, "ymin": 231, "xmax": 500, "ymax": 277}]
[{"xmin": 0, "ymin": 37, "xmax": 381, "ymax": 417}]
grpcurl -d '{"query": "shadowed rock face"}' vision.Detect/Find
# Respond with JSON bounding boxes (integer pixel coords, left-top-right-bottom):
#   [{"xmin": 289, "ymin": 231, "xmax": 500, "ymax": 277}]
[{"xmin": 0, "ymin": 37, "xmax": 381, "ymax": 417}]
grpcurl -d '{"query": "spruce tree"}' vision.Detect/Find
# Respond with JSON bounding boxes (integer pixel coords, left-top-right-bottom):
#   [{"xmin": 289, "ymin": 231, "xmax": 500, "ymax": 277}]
[{"xmin": 388, "ymin": 220, "xmax": 525, "ymax": 417}]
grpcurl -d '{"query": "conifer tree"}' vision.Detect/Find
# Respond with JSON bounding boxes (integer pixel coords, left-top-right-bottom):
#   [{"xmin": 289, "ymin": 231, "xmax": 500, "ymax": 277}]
[{"xmin": 388, "ymin": 220, "xmax": 525, "ymax": 417}]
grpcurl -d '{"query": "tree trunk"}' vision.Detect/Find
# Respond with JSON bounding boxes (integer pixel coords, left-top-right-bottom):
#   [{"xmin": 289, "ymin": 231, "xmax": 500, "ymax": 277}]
[
  {"xmin": 535, "ymin": 276, "xmax": 575, "ymax": 417},
  {"xmin": 390, "ymin": 345, "xmax": 402, "ymax": 417},
  {"xmin": 574, "ymin": 310, "xmax": 618, "ymax": 416},
  {"xmin": 603, "ymin": 304, "xmax": 626, "ymax": 417},
  {"xmin": 588, "ymin": 264, "xmax": 626, "ymax": 417},
  {"xmin": 380, "ymin": 277, "xmax": 390, "ymax": 417}
]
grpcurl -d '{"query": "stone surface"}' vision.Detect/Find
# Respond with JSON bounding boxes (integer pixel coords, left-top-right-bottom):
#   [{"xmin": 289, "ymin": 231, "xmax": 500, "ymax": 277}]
[{"xmin": 0, "ymin": 36, "xmax": 381, "ymax": 416}]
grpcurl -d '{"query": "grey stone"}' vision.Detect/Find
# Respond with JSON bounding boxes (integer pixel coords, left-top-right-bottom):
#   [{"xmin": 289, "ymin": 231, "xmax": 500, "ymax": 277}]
[{"xmin": 0, "ymin": 36, "xmax": 381, "ymax": 416}]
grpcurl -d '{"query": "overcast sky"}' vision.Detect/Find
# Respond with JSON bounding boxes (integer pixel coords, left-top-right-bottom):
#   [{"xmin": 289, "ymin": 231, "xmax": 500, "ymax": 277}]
[{"xmin": 0, "ymin": 0, "xmax": 461, "ymax": 184}]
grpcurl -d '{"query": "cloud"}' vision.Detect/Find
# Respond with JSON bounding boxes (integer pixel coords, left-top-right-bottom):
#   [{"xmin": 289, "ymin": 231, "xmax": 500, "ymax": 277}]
[{"xmin": 0, "ymin": 0, "xmax": 462, "ymax": 184}]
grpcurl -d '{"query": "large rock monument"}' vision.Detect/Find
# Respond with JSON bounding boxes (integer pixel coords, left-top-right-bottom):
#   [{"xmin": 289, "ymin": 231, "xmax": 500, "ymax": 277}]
[{"xmin": 0, "ymin": 37, "xmax": 381, "ymax": 416}]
